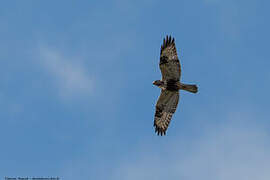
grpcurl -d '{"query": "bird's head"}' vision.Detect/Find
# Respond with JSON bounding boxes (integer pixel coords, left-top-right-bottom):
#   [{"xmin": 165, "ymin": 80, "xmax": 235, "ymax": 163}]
[{"xmin": 153, "ymin": 80, "xmax": 164, "ymax": 87}]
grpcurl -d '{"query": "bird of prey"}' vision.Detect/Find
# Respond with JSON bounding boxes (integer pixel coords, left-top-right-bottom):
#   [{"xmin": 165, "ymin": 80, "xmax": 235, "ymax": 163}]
[{"xmin": 153, "ymin": 35, "xmax": 198, "ymax": 136}]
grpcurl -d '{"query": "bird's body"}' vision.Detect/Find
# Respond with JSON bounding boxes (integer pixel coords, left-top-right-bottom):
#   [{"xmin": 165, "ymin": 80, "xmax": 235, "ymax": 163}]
[
  {"xmin": 153, "ymin": 35, "xmax": 198, "ymax": 136},
  {"xmin": 154, "ymin": 80, "xmax": 198, "ymax": 93}
]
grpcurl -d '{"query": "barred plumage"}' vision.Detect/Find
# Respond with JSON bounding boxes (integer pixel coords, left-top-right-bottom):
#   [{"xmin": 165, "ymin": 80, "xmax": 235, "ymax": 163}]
[{"xmin": 153, "ymin": 35, "xmax": 198, "ymax": 136}]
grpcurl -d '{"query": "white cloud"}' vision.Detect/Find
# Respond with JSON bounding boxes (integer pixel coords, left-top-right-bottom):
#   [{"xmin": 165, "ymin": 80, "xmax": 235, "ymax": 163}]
[
  {"xmin": 56, "ymin": 105, "xmax": 270, "ymax": 180},
  {"xmin": 112, "ymin": 114, "xmax": 270, "ymax": 180},
  {"xmin": 39, "ymin": 47, "xmax": 93, "ymax": 98}
]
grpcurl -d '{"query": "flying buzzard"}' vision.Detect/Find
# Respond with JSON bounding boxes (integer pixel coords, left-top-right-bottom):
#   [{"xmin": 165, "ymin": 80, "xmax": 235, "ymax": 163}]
[{"xmin": 153, "ymin": 35, "xmax": 198, "ymax": 136}]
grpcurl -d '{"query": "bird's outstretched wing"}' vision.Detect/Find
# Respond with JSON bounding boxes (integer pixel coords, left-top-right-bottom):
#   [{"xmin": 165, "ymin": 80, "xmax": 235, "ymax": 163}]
[
  {"xmin": 160, "ymin": 35, "xmax": 181, "ymax": 81},
  {"xmin": 154, "ymin": 90, "xmax": 179, "ymax": 136}
]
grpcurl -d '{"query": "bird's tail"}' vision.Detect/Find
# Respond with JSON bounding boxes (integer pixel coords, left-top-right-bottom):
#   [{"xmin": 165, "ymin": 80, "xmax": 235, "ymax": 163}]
[{"xmin": 180, "ymin": 83, "xmax": 198, "ymax": 93}]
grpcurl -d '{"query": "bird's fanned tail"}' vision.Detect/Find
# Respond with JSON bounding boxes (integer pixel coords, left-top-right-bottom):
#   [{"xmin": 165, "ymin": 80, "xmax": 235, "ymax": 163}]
[{"xmin": 180, "ymin": 83, "xmax": 198, "ymax": 93}]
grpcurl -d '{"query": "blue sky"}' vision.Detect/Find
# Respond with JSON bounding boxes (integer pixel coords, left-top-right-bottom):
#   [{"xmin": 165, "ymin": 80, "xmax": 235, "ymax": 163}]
[{"xmin": 1, "ymin": 0, "xmax": 270, "ymax": 179}]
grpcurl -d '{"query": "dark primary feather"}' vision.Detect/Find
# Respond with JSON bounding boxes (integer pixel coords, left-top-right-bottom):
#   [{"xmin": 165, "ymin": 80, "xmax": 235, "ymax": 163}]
[
  {"xmin": 159, "ymin": 35, "xmax": 181, "ymax": 81},
  {"xmin": 161, "ymin": 35, "xmax": 175, "ymax": 53}
]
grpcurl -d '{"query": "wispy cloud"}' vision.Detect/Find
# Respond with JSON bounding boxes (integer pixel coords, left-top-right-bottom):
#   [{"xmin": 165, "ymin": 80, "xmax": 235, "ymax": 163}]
[
  {"xmin": 56, "ymin": 108, "xmax": 270, "ymax": 180},
  {"xmin": 112, "ymin": 113, "xmax": 270, "ymax": 180},
  {"xmin": 39, "ymin": 47, "xmax": 93, "ymax": 99}
]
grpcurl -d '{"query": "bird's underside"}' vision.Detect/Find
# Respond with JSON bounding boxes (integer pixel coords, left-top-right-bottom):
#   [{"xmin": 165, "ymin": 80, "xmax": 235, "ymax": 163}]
[{"xmin": 153, "ymin": 35, "xmax": 198, "ymax": 136}]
